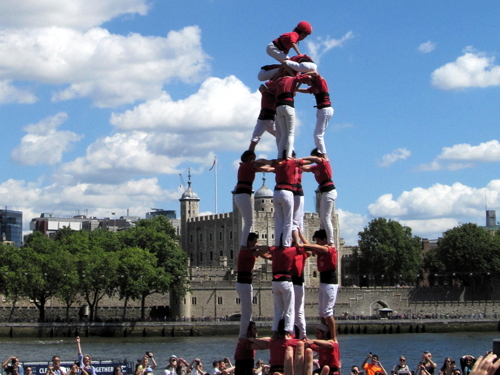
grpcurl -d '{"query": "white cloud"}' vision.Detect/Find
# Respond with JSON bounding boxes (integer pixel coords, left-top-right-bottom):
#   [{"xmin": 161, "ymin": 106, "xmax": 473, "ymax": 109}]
[
  {"xmin": 59, "ymin": 131, "xmax": 187, "ymax": 184},
  {"xmin": 0, "ymin": 80, "xmax": 37, "ymax": 104},
  {"xmin": 337, "ymin": 208, "xmax": 367, "ymax": 246},
  {"xmin": 0, "ymin": 177, "xmax": 183, "ymax": 235},
  {"xmin": 366, "ymin": 180, "xmax": 500, "ymax": 239},
  {"xmin": 11, "ymin": 113, "xmax": 83, "ymax": 165},
  {"xmin": 416, "ymin": 140, "xmax": 500, "ymax": 171},
  {"xmin": 439, "ymin": 140, "xmax": 500, "ymax": 162},
  {"xmin": 0, "ymin": 0, "xmax": 149, "ymax": 30},
  {"xmin": 368, "ymin": 181, "xmax": 500, "ymax": 220},
  {"xmin": 305, "ymin": 31, "xmax": 354, "ymax": 64},
  {"xmin": 431, "ymin": 49, "xmax": 500, "ymax": 90},
  {"xmin": 378, "ymin": 148, "xmax": 411, "ymax": 168},
  {"xmin": 418, "ymin": 41, "xmax": 436, "ymax": 54},
  {"xmin": 111, "ymin": 76, "xmax": 279, "ymax": 155},
  {"xmin": 399, "ymin": 218, "xmax": 459, "ymax": 239},
  {"xmin": 0, "ymin": 26, "xmax": 210, "ymax": 107}
]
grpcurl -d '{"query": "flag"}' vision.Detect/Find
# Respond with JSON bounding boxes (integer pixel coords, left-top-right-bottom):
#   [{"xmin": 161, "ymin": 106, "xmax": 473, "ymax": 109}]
[{"xmin": 209, "ymin": 156, "xmax": 216, "ymax": 171}]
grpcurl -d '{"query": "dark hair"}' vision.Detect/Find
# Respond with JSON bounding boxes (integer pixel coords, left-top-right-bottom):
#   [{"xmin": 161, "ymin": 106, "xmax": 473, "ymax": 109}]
[
  {"xmin": 247, "ymin": 321, "xmax": 256, "ymax": 336},
  {"xmin": 372, "ymin": 355, "xmax": 379, "ymax": 360},
  {"xmin": 293, "ymin": 27, "xmax": 306, "ymax": 36},
  {"xmin": 313, "ymin": 229, "xmax": 327, "ymax": 241},
  {"xmin": 241, "ymin": 150, "xmax": 255, "ymax": 162},
  {"xmin": 310, "ymin": 148, "xmax": 323, "ymax": 157},
  {"xmin": 277, "ymin": 319, "xmax": 286, "ymax": 336},
  {"xmin": 247, "ymin": 232, "xmax": 258, "ymax": 244}
]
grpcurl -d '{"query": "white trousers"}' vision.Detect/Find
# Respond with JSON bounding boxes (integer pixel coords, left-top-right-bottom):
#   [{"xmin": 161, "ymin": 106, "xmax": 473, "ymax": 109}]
[
  {"xmin": 235, "ymin": 282, "xmax": 253, "ymax": 338},
  {"xmin": 293, "ymin": 195, "xmax": 304, "ymax": 232},
  {"xmin": 293, "ymin": 283, "xmax": 306, "ymax": 339},
  {"xmin": 274, "ymin": 190, "xmax": 294, "ymax": 247},
  {"xmin": 314, "ymin": 107, "xmax": 334, "ymax": 155},
  {"xmin": 318, "ymin": 283, "xmax": 338, "ymax": 318},
  {"xmin": 266, "ymin": 42, "xmax": 288, "ymax": 62},
  {"xmin": 257, "ymin": 60, "xmax": 317, "ymax": 82},
  {"xmin": 234, "ymin": 193, "xmax": 253, "ymax": 247},
  {"xmin": 320, "ymin": 189, "xmax": 337, "ymax": 245},
  {"xmin": 276, "ymin": 105, "xmax": 295, "ymax": 159},
  {"xmin": 251, "ymin": 119, "xmax": 276, "ymax": 144},
  {"xmin": 284, "ymin": 60, "xmax": 317, "ymax": 73},
  {"xmin": 272, "ymin": 280, "xmax": 295, "ymax": 332}
]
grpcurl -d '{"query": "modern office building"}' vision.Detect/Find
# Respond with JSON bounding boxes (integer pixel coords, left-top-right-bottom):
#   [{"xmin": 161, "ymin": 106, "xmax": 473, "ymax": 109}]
[{"xmin": 0, "ymin": 208, "xmax": 23, "ymax": 247}]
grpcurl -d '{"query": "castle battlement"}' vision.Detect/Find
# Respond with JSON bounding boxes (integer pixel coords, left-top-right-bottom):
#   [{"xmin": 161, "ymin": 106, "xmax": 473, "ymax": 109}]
[{"xmin": 188, "ymin": 212, "xmax": 233, "ymax": 222}]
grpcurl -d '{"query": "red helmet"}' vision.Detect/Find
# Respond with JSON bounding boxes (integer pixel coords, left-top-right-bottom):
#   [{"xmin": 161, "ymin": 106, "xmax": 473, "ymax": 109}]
[{"xmin": 296, "ymin": 21, "xmax": 312, "ymax": 35}]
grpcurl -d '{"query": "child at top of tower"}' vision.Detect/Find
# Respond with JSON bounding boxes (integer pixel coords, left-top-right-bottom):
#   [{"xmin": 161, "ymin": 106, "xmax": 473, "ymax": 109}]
[{"xmin": 266, "ymin": 21, "xmax": 313, "ymax": 63}]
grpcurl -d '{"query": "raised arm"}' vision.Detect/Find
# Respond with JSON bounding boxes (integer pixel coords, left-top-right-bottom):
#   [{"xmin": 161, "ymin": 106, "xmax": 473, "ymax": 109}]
[{"xmin": 76, "ymin": 336, "xmax": 82, "ymax": 356}]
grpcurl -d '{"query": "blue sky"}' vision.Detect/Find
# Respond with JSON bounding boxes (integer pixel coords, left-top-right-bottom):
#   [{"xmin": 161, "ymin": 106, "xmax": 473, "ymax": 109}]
[{"xmin": 1, "ymin": 0, "xmax": 499, "ymax": 245}]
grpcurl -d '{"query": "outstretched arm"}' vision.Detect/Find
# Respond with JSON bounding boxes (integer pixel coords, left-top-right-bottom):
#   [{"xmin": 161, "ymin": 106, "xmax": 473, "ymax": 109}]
[{"xmin": 76, "ymin": 337, "xmax": 82, "ymax": 356}]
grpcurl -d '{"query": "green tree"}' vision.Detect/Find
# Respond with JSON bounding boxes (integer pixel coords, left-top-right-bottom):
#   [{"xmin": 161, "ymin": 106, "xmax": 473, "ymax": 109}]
[
  {"xmin": 118, "ymin": 216, "xmax": 188, "ymax": 303},
  {"xmin": 77, "ymin": 248, "xmax": 118, "ymax": 321},
  {"xmin": 425, "ymin": 223, "xmax": 500, "ymax": 285},
  {"xmin": 355, "ymin": 217, "xmax": 422, "ymax": 285},
  {"xmin": 20, "ymin": 232, "xmax": 67, "ymax": 322},
  {"xmin": 116, "ymin": 247, "xmax": 171, "ymax": 320},
  {"xmin": 0, "ymin": 243, "xmax": 28, "ymax": 320}
]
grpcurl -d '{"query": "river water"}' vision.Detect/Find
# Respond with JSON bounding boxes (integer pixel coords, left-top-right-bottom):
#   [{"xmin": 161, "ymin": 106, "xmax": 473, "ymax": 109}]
[{"xmin": 1, "ymin": 332, "xmax": 498, "ymax": 372}]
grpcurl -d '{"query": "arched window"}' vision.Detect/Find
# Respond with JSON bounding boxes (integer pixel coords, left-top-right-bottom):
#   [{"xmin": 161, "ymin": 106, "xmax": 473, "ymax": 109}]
[
  {"xmin": 210, "ymin": 251, "xmax": 213, "ymax": 261},
  {"xmin": 200, "ymin": 252, "xmax": 203, "ymax": 261},
  {"xmin": 230, "ymin": 249, "xmax": 234, "ymax": 259}
]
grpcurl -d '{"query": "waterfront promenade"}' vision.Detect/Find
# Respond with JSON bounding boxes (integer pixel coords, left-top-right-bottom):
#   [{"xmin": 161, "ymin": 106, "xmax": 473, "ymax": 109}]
[{"xmin": 1, "ymin": 317, "xmax": 499, "ymax": 338}]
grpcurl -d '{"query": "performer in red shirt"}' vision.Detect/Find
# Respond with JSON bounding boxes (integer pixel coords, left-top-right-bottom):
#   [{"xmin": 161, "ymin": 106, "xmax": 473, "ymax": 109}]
[
  {"xmin": 249, "ymin": 85, "xmax": 277, "ymax": 152},
  {"xmin": 301, "ymin": 149, "xmax": 337, "ymax": 245},
  {"xmin": 266, "ymin": 21, "xmax": 312, "ymax": 62},
  {"xmin": 303, "ymin": 229, "xmax": 338, "ymax": 338},
  {"xmin": 298, "ymin": 73, "xmax": 334, "ymax": 157},
  {"xmin": 249, "ymin": 319, "xmax": 301, "ymax": 374},
  {"xmin": 234, "ymin": 322, "xmax": 268, "ymax": 375},
  {"xmin": 234, "ymin": 150, "xmax": 274, "ymax": 252},
  {"xmin": 266, "ymin": 73, "xmax": 311, "ymax": 159},
  {"xmin": 306, "ymin": 323, "xmax": 341, "ymax": 375}
]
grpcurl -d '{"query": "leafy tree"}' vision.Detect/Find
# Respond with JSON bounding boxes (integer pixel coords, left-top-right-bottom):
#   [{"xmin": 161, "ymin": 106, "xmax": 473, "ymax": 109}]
[
  {"xmin": 425, "ymin": 223, "xmax": 500, "ymax": 285},
  {"xmin": 355, "ymin": 217, "xmax": 422, "ymax": 285},
  {"xmin": 118, "ymin": 216, "xmax": 188, "ymax": 303},
  {"xmin": 0, "ymin": 243, "xmax": 28, "ymax": 320},
  {"xmin": 116, "ymin": 247, "xmax": 171, "ymax": 320},
  {"xmin": 55, "ymin": 252, "xmax": 82, "ymax": 322},
  {"xmin": 20, "ymin": 233, "xmax": 67, "ymax": 321},
  {"xmin": 77, "ymin": 248, "xmax": 118, "ymax": 321}
]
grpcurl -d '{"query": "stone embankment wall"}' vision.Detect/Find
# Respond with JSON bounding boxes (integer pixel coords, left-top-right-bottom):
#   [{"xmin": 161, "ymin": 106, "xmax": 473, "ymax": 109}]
[{"xmin": 2, "ymin": 286, "xmax": 500, "ymax": 322}]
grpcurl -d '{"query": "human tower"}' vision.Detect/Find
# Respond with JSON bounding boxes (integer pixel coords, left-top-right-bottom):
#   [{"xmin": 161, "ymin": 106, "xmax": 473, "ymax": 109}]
[{"xmin": 233, "ymin": 21, "xmax": 340, "ymax": 375}]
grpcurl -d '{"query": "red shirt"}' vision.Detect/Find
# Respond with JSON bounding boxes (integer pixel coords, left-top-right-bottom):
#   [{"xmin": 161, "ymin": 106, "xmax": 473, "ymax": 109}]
[
  {"xmin": 309, "ymin": 160, "xmax": 335, "ymax": 192},
  {"xmin": 237, "ymin": 249, "xmax": 256, "ymax": 283},
  {"xmin": 269, "ymin": 338, "xmax": 300, "ymax": 367},
  {"xmin": 258, "ymin": 90, "xmax": 277, "ymax": 120},
  {"xmin": 271, "ymin": 246, "xmax": 303, "ymax": 281},
  {"xmin": 317, "ymin": 246, "xmax": 338, "ymax": 273},
  {"xmin": 272, "ymin": 159, "xmax": 305, "ymax": 191},
  {"xmin": 273, "ymin": 31, "xmax": 300, "ymax": 54},
  {"xmin": 291, "ymin": 251, "xmax": 309, "ymax": 279},
  {"xmin": 306, "ymin": 75, "xmax": 331, "ymax": 108},
  {"xmin": 290, "ymin": 54, "xmax": 315, "ymax": 64},
  {"xmin": 234, "ymin": 161, "xmax": 256, "ymax": 194},
  {"xmin": 311, "ymin": 341, "xmax": 340, "ymax": 371},
  {"xmin": 234, "ymin": 339, "xmax": 256, "ymax": 361},
  {"xmin": 267, "ymin": 75, "xmax": 311, "ymax": 107}
]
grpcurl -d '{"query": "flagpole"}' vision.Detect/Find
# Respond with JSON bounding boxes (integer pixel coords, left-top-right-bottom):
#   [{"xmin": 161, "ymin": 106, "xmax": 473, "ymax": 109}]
[{"xmin": 215, "ymin": 155, "xmax": 218, "ymax": 214}]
